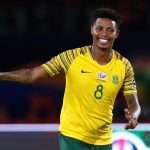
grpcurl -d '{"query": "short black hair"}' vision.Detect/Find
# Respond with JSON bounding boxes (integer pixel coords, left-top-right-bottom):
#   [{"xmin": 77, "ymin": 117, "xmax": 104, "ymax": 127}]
[{"xmin": 90, "ymin": 7, "xmax": 122, "ymax": 28}]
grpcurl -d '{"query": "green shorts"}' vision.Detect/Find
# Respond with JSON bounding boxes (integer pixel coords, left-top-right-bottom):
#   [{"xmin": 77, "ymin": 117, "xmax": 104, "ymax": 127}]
[{"xmin": 59, "ymin": 133, "xmax": 112, "ymax": 150}]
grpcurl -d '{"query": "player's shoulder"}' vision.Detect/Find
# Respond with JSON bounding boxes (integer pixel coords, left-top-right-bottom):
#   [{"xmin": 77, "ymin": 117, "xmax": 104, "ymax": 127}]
[
  {"xmin": 56, "ymin": 45, "xmax": 91, "ymax": 65},
  {"xmin": 59, "ymin": 45, "xmax": 91, "ymax": 58},
  {"xmin": 68, "ymin": 45, "xmax": 91, "ymax": 55},
  {"xmin": 113, "ymin": 49, "xmax": 130, "ymax": 65}
]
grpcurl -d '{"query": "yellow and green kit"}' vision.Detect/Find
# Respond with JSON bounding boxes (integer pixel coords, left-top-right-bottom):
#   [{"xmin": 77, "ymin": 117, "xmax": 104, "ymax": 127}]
[{"xmin": 42, "ymin": 45, "xmax": 137, "ymax": 145}]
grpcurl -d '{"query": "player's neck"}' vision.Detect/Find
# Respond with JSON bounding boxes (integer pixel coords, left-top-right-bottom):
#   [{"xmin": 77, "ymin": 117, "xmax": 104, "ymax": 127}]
[{"xmin": 91, "ymin": 46, "xmax": 113, "ymax": 65}]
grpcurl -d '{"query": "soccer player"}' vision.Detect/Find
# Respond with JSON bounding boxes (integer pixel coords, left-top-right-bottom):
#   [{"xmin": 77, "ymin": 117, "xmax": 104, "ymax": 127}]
[{"xmin": 0, "ymin": 8, "xmax": 141, "ymax": 150}]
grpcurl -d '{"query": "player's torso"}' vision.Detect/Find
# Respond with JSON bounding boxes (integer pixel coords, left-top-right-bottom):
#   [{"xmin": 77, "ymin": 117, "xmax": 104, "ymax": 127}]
[
  {"xmin": 65, "ymin": 51, "xmax": 125, "ymax": 107},
  {"xmin": 60, "ymin": 49, "xmax": 126, "ymax": 144}
]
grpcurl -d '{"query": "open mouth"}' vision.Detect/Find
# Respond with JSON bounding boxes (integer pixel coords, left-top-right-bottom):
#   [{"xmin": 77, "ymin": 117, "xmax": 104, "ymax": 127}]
[{"xmin": 99, "ymin": 39, "xmax": 109, "ymax": 45}]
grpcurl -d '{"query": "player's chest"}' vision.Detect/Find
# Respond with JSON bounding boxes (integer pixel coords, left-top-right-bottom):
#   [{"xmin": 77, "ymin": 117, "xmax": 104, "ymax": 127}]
[{"xmin": 67, "ymin": 56, "xmax": 125, "ymax": 88}]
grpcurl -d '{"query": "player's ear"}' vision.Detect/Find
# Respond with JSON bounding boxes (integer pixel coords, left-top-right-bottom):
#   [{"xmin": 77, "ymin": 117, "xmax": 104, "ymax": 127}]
[
  {"xmin": 115, "ymin": 29, "xmax": 120, "ymax": 39},
  {"xmin": 91, "ymin": 26, "xmax": 94, "ymax": 35}
]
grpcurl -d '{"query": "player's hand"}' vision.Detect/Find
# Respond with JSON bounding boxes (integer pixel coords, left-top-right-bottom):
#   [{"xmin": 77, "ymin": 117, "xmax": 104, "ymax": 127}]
[{"xmin": 124, "ymin": 108, "xmax": 138, "ymax": 130}]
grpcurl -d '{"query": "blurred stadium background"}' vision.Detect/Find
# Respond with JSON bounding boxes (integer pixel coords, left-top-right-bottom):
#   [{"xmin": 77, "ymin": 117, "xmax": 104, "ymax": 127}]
[{"xmin": 0, "ymin": 0, "xmax": 150, "ymax": 149}]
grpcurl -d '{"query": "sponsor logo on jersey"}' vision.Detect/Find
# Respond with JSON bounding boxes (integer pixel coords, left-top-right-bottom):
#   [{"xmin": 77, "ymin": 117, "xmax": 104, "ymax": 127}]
[
  {"xmin": 97, "ymin": 72, "xmax": 107, "ymax": 80},
  {"xmin": 81, "ymin": 70, "xmax": 92, "ymax": 73},
  {"xmin": 132, "ymin": 80, "xmax": 136, "ymax": 88}
]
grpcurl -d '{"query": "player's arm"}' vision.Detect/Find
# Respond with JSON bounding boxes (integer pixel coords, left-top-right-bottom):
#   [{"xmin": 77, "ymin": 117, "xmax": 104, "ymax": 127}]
[
  {"xmin": 0, "ymin": 66, "xmax": 49, "ymax": 84},
  {"xmin": 0, "ymin": 48, "xmax": 74, "ymax": 84},
  {"xmin": 124, "ymin": 93, "xmax": 141, "ymax": 130}
]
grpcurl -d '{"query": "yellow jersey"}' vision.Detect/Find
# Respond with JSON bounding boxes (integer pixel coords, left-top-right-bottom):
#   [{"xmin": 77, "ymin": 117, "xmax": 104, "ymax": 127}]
[{"xmin": 42, "ymin": 45, "xmax": 137, "ymax": 145}]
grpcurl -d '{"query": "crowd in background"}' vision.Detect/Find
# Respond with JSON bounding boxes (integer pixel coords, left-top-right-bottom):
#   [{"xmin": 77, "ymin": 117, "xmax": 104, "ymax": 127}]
[
  {"xmin": 0, "ymin": 0, "xmax": 150, "ymax": 123},
  {"xmin": 0, "ymin": 0, "xmax": 150, "ymax": 36}
]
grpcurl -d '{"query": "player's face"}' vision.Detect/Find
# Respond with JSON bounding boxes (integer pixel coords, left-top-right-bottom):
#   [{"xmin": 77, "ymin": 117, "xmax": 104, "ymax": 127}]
[{"xmin": 91, "ymin": 18, "xmax": 119, "ymax": 50}]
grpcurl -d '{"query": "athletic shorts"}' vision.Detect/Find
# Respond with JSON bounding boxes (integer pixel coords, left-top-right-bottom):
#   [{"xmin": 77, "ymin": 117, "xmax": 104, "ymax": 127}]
[{"xmin": 59, "ymin": 133, "xmax": 112, "ymax": 150}]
